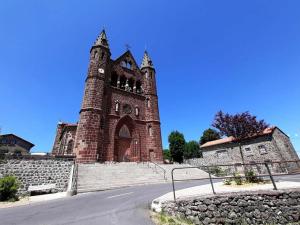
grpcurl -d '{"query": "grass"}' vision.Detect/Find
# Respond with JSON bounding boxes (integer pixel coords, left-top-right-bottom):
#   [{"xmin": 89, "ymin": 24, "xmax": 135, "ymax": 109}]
[{"xmin": 151, "ymin": 212, "xmax": 193, "ymax": 225}]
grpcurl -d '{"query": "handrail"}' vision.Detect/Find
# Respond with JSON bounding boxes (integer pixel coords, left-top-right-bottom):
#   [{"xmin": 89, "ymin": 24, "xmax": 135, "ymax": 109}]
[
  {"xmin": 171, "ymin": 160, "xmax": 300, "ymax": 202},
  {"xmin": 148, "ymin": 161, "xmax": 167, "ymax": 180}
]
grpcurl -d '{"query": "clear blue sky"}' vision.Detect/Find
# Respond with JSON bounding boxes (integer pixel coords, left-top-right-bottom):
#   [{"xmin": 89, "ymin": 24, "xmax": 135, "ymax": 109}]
[{"xmin": 0, "ymin": 1, "xmax": 300, "ymax": 154}]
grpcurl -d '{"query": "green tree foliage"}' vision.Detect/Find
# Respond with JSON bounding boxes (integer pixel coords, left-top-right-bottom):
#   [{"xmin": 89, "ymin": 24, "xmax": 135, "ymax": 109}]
[
  {"xmin": 183, "ymin": 141, "xmax": 202, "ymax": 159},
  {"xmin": 200, "ymin": 128, "xmax": 221, "ymax": 145},
  {"xmin": 168, "ymin": 131, "xmax": 185, "ymax": 163},
  {"xmin": 0, "ymin": 175, "xmax": 19, "ymax": 201},
  {"xmin": 163, "ymin": 149, "xmax": 171, "ymax": 161}
]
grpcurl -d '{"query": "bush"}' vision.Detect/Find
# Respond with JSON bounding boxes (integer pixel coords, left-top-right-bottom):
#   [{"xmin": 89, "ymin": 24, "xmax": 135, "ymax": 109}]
[
  {"xmin": 210, "ymin": 166, "xmax": 226, "ymax": 177},
  {"xmin": 0, "ymin": 175, "xmax": 19, "ymax": 201},
  {"xmin": 223, "ymin": 178, "xmax": 232, "ymax": 185},
  {"xmin": 233, "ymin": 173, "xmax": 243, "ymax": 185}
]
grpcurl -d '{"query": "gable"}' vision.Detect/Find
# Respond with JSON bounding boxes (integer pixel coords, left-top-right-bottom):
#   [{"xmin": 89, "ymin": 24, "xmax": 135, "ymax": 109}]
[{"xmin": 113, "ymin": 50, "xmax": 141, "ymax": 73}]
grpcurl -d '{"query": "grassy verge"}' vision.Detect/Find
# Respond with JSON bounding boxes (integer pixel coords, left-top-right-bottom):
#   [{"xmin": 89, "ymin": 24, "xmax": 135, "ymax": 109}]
[{"xmin": 150, "ymin": 211, "xmax": 193, "ymax": 225}]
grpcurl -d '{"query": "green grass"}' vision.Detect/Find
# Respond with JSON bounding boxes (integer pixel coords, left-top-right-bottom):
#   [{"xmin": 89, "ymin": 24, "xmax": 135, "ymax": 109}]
[{"xmin": 151, "ymin": 212, "xmax": 193, "ymax": 225}]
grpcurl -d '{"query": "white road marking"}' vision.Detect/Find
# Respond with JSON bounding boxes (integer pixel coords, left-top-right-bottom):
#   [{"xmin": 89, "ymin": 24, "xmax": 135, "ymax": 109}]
[{"xmin": 106, "ymin": 192, "xmax": 134, "ymax": 199}]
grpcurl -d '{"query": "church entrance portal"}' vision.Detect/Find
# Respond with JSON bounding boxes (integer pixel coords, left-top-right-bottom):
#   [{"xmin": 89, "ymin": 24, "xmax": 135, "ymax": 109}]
[{"xmin": 114, "ymin": 116, "xmax": 139, "ymax": 162}]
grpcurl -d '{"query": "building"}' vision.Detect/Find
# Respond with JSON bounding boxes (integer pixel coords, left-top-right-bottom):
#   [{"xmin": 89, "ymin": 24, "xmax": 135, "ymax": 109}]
[
  {"xmin": 52, "ymin": 30, "xmax": 163, "ymax": 163},
  {"xmin": 0, "ymin": 134, "xmax": 34, "ymax": 156},
  {"xmin": 186, "ymin": 127, "xmax": 300, "ymax": 172}
]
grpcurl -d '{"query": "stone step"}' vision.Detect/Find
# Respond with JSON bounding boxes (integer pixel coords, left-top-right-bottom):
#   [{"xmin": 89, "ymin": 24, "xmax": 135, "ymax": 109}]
[{"xmin": 76, "ymin": 162, "xmax": 209, "ymax": 193}]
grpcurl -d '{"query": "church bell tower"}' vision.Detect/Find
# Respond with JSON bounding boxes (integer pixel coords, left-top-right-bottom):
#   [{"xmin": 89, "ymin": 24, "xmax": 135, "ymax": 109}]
[{"xmin": 73, "ymin": 30, "xmax": 110, "ymax": 163}]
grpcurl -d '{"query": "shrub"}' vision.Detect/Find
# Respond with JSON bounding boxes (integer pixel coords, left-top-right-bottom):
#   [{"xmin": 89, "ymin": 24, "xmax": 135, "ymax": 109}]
[
  {"xmin": 245, "ymin": 170, "xmax": 258, "ymax": 183},
  {"xmin": 0, "ymin": 175, "xmax": 19, "ymax": 201},
  {"xmin": 233, "ymin": 173, "xmax": 243, "ymax": 185},
  {"xmin": 210, "ymin": 166, "xmax": 226, "ymax": 177},
  {"xmin": 223, "ymin": 178, "xmax": 232, "ymax": 185}
]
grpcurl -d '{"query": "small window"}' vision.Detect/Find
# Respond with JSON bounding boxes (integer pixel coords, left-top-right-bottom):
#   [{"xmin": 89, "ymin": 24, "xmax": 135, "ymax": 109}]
[
  {"xmin": 244, "ymin": 147, "xmax": 253, "ymax": 156},
  {"xmin": 146, "ymin": 98, "xmax": 150, "ymax": 108},
  {"xmin": 115, "ymin": 101, "xmax": 120, "ymax": 112},
  {"xmin": 216, "ymin": 150, "xmax": 228, "ymax": 158},
  {"xmin": 148, "ymin": 125, "xmax": 153, "ymax": 137},
  {"xmin": 135, "ymin": 107, "xmax": 139, "ymax": 116},
  {"xmin": 258, "ymin": 145, "xmax": 267, "ymax": 154}
]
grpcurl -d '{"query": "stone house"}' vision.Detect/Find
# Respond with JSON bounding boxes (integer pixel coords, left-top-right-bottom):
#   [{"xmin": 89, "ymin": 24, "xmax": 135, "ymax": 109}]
[
  {"xmin": 52, "ymin": 30, "xmax": 163, "ymax": 163},
  {"xmin": 0, "ymin": 134, "xmax": 34, "ymax": 156},
  {"xmin": 186, "ymin": 127, "xmax": 300, "ymax": 173}
]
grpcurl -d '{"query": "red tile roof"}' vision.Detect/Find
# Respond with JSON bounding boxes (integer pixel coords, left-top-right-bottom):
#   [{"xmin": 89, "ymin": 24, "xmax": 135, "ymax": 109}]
[{"xmin": 200, "ymin": 127, "xmax": 276, "ymax": 148}]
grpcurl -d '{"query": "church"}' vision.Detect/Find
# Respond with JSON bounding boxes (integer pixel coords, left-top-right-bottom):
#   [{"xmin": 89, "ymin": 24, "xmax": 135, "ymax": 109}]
[{"xmin": 52, "ymin": 30, "xmax": 163, "ymax": 163}]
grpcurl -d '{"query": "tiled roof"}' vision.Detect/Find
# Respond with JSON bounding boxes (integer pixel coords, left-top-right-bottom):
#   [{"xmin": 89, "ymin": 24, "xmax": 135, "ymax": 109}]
[{"xmin": 200, "ymin": 127, "xmax": 276, "ymax": 148}]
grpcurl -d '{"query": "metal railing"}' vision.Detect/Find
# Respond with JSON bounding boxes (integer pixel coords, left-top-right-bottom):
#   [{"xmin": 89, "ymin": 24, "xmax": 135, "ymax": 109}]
[
  {"xmin": 148, "ymin": 161, "xmax": 167, "ymax": 180},
  {"xmin": 171, "ymin": 160, "xmax": 300, "ymax": 202}
]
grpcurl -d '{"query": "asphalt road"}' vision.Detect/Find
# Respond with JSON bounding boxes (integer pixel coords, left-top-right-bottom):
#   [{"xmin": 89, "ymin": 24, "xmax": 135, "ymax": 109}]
[
  {"xmin": 0, "ymin": 175, "xmax": 299, "ymax": 225},
  {"xmin": 0, "ymin": 180, "xmax": 209, "ymax": 225}
]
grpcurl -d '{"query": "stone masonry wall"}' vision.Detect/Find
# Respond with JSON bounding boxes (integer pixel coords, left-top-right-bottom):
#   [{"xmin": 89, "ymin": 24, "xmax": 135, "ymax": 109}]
[
  {"xmin": 162, "ymin": 189, "xmax": 300, "ymax": 225},
  {"xmin": 0, "ymin": 158, "xmax": 74, "ymax": 195}
]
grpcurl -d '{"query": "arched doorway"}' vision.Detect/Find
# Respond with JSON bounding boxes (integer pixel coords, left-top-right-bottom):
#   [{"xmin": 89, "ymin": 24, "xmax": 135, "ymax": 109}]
[{"xmin": 114, "ymin": 116, "xmax": 139, "ymax": 162}]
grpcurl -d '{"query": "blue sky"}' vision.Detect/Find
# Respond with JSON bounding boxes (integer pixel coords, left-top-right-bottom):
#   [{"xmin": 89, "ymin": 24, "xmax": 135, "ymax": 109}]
[{"xmin": 0, "ymin": 0, "xmax": 299, "ymax": 154}]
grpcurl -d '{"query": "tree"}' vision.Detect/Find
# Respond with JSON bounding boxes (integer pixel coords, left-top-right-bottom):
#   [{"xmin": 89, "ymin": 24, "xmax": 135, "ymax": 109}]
[
  {"xmin": 163, "ymin": 149, "xmax": 172, "ymax": 161},
  {"xmin": 200, "ymin": 128, "xmax": 221, "ymax": 145},
  {"xmin": 183, "ymin": 141, "xmax": 202, "ymax": 159},
  {"xmin": 212, "ymin": 110, "xmax": 269, "ymax": 164},
  {"xmin": 168, "ymin": 131, "xmax": 186, "ymax": 163}
]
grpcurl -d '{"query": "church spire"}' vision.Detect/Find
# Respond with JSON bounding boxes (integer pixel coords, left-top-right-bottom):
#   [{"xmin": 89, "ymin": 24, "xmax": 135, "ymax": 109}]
[
  {"xmin": 94, "ymin": 29, "xmax": 109, "ymax": 48},
  {"xmin": 140, "ymin": 51, "xmax": 154, "ymax": 69}
]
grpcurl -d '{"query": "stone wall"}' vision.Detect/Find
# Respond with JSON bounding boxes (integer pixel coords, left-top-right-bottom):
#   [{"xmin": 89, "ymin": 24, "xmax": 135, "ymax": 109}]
[
  {"xmin": 162, "ymin": 189, "xmax": 300, "ymax": 225},
  {"xmin": 0, "ymin": 158, "xmax": 74, "ymax": 195}
]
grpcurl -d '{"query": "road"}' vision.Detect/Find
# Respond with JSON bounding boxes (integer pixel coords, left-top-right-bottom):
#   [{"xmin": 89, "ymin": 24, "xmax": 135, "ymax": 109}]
[
  {"xmin": 0, "ymin": 175, "xmax": 299, "ymax": 225},
  {"xmin": 0, "ymin": 180, "xmax": 209, "ymax": 225}
]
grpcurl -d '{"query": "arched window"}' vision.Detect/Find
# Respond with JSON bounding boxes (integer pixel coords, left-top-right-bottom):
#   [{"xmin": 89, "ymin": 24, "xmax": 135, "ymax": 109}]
[
  {"xmin": 119, "ymin": 125, "xmax": 131, "ymax": 138},
  {"xmin": 119, "ymin": 76, "xmax": 126, "ymax": 90},
  {"xmin": 148, "ymin": 125, "xmax": 153, "ymax": 137},
  {"xmin": 127, "ymin": 61, "xmax": 132, "ymax": 69},
  {"xmin": 128, "ymin": 78, "xmax": 134, "ymax": 92},
  {"xmin": 66, "ymin": 140, "xmax": 74, "ymax": 155},
  {"xmin": 101, "ymin": 52, "xmax": 105, "ymax": 60},
  {"xmin": 110, "ymin": 72, "xmax": 118, "ymax": 87},
  {"xmin": 136, "ymin": 80, "xmax": 142, "ymax": 93},
  {"xmin": 121, "ymin": 61, "xmax": 127, "ymax": 67},
  {"xmin": 146, "ymin": 98, "xmax": 150, "ymax": 108},
  {"xmin": 93, "ymin": 51, "xmax": 98, "ymax": 59},
  {"xmin": 135, "ymin": 107, "xmax": 139, "ymax": 116}
]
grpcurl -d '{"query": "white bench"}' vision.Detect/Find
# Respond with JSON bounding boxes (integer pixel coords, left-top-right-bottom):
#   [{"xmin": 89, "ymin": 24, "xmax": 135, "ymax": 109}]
[{"xmin": 28, "ymin": 184, "xmax": 56, "ymax": 192}]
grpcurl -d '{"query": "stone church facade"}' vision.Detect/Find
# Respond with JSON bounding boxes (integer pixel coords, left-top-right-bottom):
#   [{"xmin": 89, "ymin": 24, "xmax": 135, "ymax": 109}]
[{"xmin": 52, "ymin": 30, "xmax": 163, "ymax": 163}]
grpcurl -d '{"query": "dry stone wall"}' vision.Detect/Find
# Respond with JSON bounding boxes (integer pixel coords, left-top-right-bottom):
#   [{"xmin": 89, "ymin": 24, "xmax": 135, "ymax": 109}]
[
  {"xmin": 162, "ymin": 189, "xmax": 300, "ymax": 225},
  {"xmin": 0, "ymin": 158, "xmax": 73, "ymax": 195}
]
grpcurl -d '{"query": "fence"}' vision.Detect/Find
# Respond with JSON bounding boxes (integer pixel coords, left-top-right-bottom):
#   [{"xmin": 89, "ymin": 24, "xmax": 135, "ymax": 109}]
[{"xmin": 171, "ymin": 160, "xmax": 300, "ymax": 201}]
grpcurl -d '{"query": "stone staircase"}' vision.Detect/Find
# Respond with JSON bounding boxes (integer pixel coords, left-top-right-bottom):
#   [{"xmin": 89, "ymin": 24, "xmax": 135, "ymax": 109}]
[
  {"xmin": 77, "ymin": 162, "xmax": 166, "ymax": 193},
  {"xmin": 160, "ymin": 164, "xmax": 210, "ymax": 181},
  {"xmin": 77, "ymin": 162, "xmax": 209, "ymax": 193}
]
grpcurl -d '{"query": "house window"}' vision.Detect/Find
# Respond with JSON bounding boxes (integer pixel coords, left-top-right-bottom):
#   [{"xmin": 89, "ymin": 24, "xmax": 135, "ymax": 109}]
[
  {"xmin": 244, "ymin": 147, "xmax": 253, "ymax": 156},
  {"xmin": 258, "ymin": 145, "xmax": 267, "ymax": 154},
  {"xmin": 216, "ymin": 150, "xmax": 228, "ymax": 158}
]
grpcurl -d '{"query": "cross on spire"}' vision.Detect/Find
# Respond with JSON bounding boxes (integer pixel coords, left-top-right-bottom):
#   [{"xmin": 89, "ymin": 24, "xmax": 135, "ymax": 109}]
[{"xmin": 125, "ymin": 44, "xmax": 131, "ymax": 51}]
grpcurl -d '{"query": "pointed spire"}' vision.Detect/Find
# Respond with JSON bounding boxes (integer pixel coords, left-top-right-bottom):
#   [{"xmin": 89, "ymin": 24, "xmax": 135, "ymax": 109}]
[
  {"xmin": 140, "ymin": 51, "xmax": 154, "ymax": 69},
  {"xmin": 94, "ymin": 29, "xmax": 109, "ymax": 48}
]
